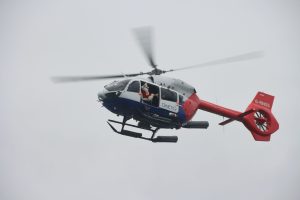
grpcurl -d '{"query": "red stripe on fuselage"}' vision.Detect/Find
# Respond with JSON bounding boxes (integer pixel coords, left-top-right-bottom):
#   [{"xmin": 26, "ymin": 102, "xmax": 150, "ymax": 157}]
[{"xmin": 182, "ymin": 93, "xmax": 200, "ymax": 122}]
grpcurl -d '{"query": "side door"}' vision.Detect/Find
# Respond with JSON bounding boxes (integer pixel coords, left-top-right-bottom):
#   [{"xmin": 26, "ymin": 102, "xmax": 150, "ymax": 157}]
[
  {"xmin": 159, "ymin": 87, "xmax": 179, "ymax": 113},
  {"xmin": 120, "ymin": 80, "xmax": 141, "ymax": 102}
]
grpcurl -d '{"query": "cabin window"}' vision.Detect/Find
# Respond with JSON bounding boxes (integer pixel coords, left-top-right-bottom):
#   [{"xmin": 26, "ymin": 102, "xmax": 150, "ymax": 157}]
[
  {"xmin": 140, "ymin": 81, "xmax": 159, "ymax": 107},
  {"xmin": 127, "ymin": 81, "xmax": 140, "ymax": 93},
  {"xmin": 161, "ymin": 88, "xmax": 177, "ymax": 102},
  {"xmin": 104, "ymin": 79, "xmax": 130, "ymax": 91},
  {"xmin": 179, "ymin": 95, "xmax": 184, "ymax": 105}
]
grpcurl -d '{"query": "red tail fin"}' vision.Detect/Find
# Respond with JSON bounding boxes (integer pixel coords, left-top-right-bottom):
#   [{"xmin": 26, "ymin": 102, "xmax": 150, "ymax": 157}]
[{"xmin": 242, "ymin": 92, "xmax": 279, "ymax": 141}]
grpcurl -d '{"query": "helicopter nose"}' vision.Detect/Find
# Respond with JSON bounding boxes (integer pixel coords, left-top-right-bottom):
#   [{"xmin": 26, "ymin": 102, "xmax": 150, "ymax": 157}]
[{"xmin": 98, "ymin": 90, "xmax": 106, "ymax": 101}]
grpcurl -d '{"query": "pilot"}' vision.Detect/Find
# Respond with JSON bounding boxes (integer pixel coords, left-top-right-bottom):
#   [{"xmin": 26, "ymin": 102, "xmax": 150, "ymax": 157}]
[{"xmin": 140, "ymin": 83, "xmax": 158, "ymax": 102}]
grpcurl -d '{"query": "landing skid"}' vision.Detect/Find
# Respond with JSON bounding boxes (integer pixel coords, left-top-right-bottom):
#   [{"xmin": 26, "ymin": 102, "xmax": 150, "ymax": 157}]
[{"xmin": 107, "ymin": 117, "xmax": 178, "ymax": 143}]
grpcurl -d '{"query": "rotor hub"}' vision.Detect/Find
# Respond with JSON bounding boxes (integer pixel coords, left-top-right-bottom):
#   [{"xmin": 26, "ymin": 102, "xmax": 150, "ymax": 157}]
[{"xmin": 149, "ymin": 68, "xmax": 165, "ymax": 75}]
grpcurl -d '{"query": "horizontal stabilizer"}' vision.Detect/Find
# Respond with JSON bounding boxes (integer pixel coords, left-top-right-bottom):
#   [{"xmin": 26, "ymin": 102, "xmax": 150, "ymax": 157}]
[{"xmin": 219, "ymin": 109, "xmax": 255, "ymax": 126}]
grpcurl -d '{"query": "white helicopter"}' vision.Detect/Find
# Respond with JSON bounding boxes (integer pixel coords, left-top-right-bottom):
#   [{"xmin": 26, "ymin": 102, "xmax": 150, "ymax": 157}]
[{"xmin": 53, "ymin": 27, "xmax": 279, "ymax": 143}]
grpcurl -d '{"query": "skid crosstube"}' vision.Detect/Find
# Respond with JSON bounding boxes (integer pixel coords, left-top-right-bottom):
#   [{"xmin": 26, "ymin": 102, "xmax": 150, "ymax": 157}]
[{"xmin": 107, "ymin": 119, "xmax": 178, "ymax": 143}]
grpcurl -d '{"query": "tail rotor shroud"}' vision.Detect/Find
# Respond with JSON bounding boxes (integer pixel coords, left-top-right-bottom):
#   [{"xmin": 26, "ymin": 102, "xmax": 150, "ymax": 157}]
[{"xmin": 253, "ymin": 110, "xmax": 270, "ymax": 132}]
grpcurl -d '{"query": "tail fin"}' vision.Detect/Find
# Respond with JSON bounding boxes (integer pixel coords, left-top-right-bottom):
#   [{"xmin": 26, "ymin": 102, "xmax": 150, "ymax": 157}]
[{"xmin": 242, "ymin": 92, "xmax": 279, "ymax": 141}]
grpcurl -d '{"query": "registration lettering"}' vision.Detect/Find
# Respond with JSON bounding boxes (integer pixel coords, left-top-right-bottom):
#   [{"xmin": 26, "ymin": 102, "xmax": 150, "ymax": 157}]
[
  {"xmin": 254, "ymin": 99, "xmax": 270, "ymax": 108},
  {"xmin": 161, "ymin": 102, "xmax": 177, "ymax": 112}
]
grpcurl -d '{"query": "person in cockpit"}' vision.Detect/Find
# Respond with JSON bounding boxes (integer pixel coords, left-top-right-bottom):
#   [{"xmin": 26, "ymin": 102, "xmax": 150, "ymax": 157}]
[{"xmin": 140, "ymin": 83, "xmax": 158, "ymax": 103}]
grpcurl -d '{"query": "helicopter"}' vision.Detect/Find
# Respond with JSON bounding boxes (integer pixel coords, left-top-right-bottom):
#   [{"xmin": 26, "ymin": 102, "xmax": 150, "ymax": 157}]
[{"xmin": 53, "ymin": 27, "xmax": 279, "ymax": 143}]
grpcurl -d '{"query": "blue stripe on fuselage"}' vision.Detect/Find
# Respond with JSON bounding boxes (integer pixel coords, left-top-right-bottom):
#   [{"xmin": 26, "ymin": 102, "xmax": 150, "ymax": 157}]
[{"xmin": 102, "ymin": 97, "xmax": 186, "ymax": 125}]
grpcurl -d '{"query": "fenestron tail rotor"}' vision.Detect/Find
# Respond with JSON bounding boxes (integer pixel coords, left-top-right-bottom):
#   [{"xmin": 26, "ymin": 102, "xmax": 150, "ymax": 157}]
[{"xmin": 254, "ymin": 110, "xmax": 270, "ymax": 132}]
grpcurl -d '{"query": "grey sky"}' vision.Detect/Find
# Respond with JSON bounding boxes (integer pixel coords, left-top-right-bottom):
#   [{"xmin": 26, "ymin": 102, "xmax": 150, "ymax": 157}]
[{"xmin": 1, "ymin": 0, "xmax": 300, "ymax": 200}]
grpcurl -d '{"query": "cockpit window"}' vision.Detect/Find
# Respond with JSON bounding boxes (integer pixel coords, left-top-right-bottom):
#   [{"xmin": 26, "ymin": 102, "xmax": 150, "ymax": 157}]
[
  {"xmin": 127, "ymin": 81, "xmax": 140, "ymax": 93},
  {"xmin": 104, "ymin": 79, "xmax": 130, "ymax": 91}
]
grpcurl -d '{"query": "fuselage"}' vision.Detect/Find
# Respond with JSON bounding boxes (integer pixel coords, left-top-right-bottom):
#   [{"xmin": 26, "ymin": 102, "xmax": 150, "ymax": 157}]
[
  {"xmin": 98, "ymin": 76, "xmax": 200, "ymax": 129},
  {"xmin": 97, "ymin": 75, "xmax": 279, "ymax": 141}
]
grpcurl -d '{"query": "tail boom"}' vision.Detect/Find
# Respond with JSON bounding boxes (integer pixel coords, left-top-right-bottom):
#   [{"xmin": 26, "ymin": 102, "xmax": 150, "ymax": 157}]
[{"xmin": 198, "ymin": 99, "xmax": 242, "ymax": 120}]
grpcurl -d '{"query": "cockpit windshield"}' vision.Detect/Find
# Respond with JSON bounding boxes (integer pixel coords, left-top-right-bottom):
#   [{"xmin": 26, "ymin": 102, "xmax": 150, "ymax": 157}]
[{"xmin": 104, "ymin": 79, "xmax": 130, "ymax": 91}]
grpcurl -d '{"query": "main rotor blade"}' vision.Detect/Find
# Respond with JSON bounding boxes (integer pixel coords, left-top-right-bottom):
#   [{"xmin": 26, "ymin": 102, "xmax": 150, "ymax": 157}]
[
  {"xmin": 133, "ymin": 27, "xmax": 157, "ymax": 68},
  {"xmin": 165, "ymin": 51, "xmax": 264, "ymax": 73},
  {"xmin": 52, "ymin": 72, "xmax": 149, "ymax": 83}
]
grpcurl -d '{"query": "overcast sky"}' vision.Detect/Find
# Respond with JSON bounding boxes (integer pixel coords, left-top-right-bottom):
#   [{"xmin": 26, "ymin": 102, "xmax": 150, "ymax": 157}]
[{"xmin": 1, "ymin": 0, "xmax": 300, "ymax": 200}]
